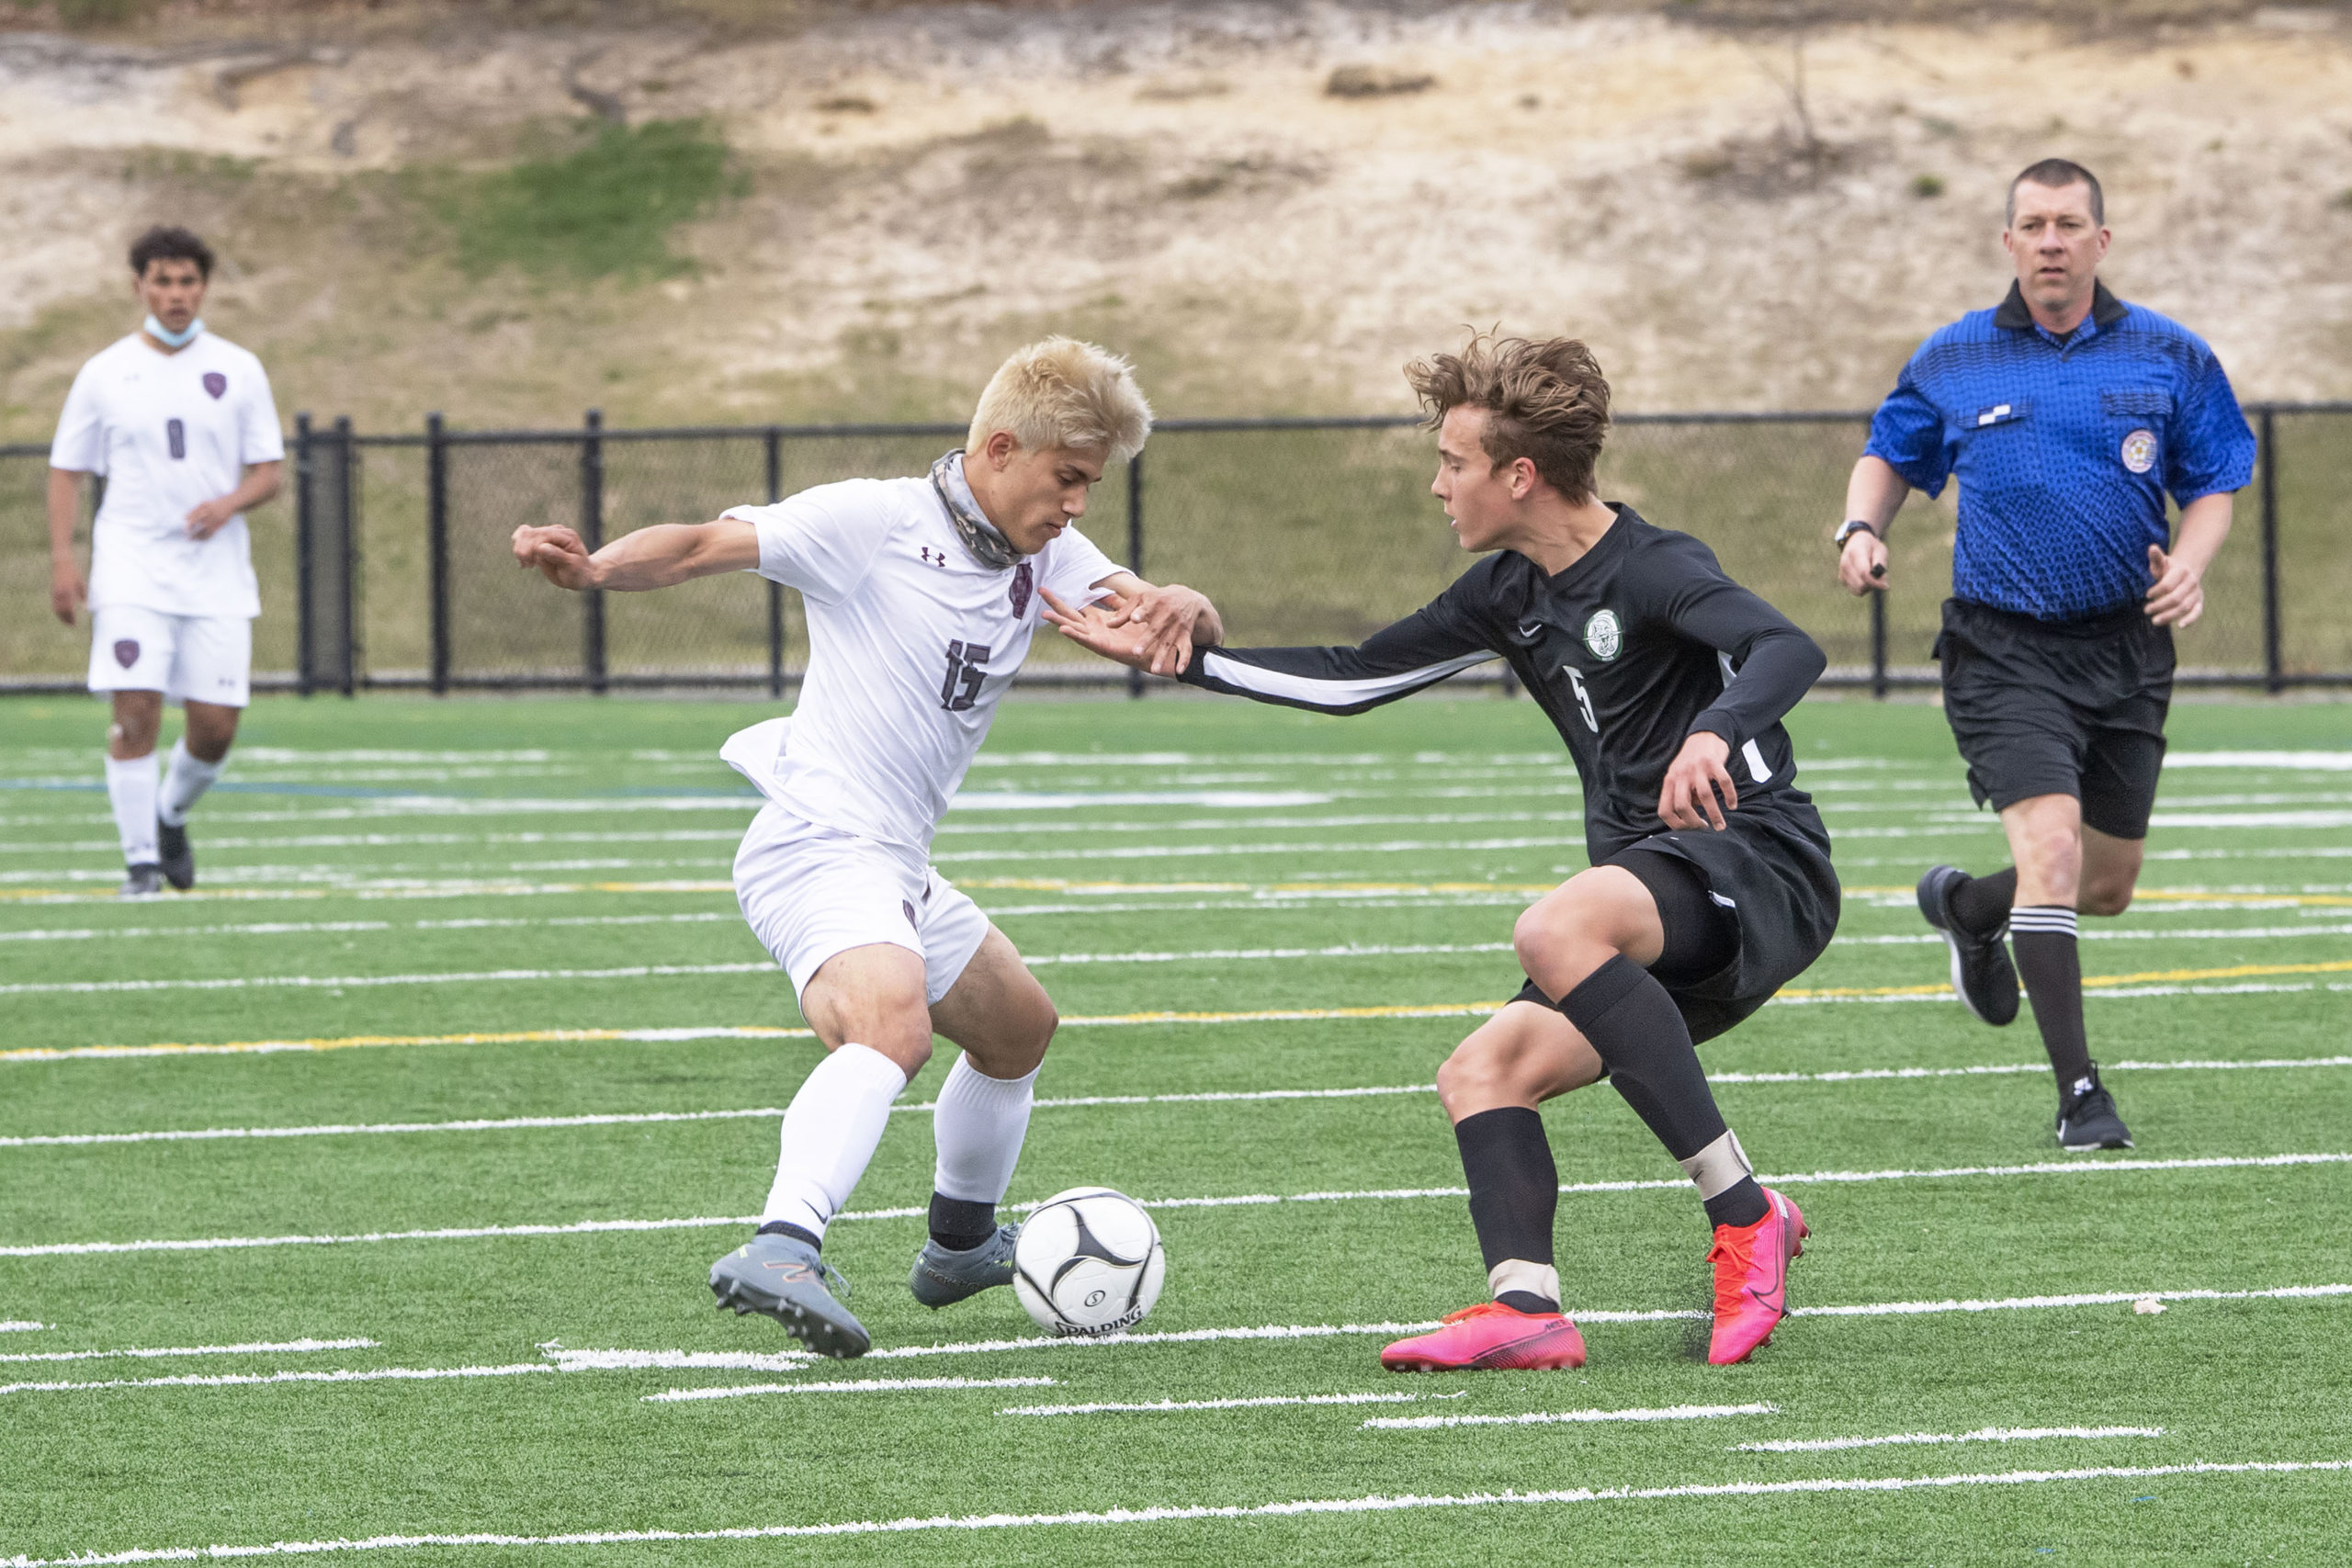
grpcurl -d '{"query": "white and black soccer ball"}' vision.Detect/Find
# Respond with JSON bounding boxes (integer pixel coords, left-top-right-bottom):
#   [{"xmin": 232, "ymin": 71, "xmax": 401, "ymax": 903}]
[{"xmin": 1012, "ymin": 1186, "xmax": 1166, "ymax": 1337}]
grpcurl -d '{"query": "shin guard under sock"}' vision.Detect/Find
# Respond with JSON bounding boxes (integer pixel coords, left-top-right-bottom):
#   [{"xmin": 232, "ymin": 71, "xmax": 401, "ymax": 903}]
[
  {"xmin": 2010, "ymin": 907, "xmax": 2092, "ymax": 1090},
  {"xmin": 760, "ymin": 1043, "xmax": 909, "ymax": 1242},
  {"xmin": 105, "ymin": 751, "xmax": 160, "ymax": 866},
  {"xmin": 1453, "ymin": 1107, "xmax": 1559, "ymax": 1313},
  {"xmin": 1561, "ymin": 953, "xmax": 1769, "ymax": 1229}
]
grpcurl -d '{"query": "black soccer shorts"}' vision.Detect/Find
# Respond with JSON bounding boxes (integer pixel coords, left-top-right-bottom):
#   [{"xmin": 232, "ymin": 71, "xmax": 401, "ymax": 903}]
[{"xmin": 1936, "ymin": 596, "xmax": 2173, "ymax": 840}]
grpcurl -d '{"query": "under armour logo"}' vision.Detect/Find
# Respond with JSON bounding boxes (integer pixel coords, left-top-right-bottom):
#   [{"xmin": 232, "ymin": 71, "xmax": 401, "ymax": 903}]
[{"xmin": 918, "ymin": 547, "xmax": 948, "ymax": 568}]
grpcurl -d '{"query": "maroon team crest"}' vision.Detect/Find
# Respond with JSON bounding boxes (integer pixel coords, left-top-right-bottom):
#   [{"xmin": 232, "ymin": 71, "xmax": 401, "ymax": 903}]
[
  {"xmin": 113, "ymin": 639, "xmax": 141, "ymax": 669},
  {"xmin": 1009, "ymin": 561, "xmax": 1034, "ymax": 617},
  {"xmin": 202, "ymin": 372, "xmax": 228, "ymax": 400}
]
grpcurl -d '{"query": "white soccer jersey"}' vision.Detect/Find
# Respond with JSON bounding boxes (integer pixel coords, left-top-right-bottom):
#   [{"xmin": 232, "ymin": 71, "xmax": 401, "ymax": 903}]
[
  {"xmin": 50, "ymin": 331, "xmax": 285, "ymax": 620},
  {"xmin": 721, "ymin": 473, "xmax": 1124, "ymax": 852}
]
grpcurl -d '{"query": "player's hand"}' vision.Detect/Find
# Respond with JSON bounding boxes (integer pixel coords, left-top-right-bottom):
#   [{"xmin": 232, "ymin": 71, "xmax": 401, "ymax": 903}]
[
  {"xmin": 513, "ymin": 524, "xmax": 599, "ymax": 591},
  {"xmin": 1658, "ymin": 730, "xmax": 1737, "ymax": 832},
  {"xmin": 185, "ymin": 496, "xmax": 237, "ymax": 540},
  {"xmin": 1041, "ymin": 586, "xmax": 1155, "ymax": 671},
  {"xmin": 1099, "ymin": 582, "xmax": 1216, "ymax": 676},
  {"xmin": 2144, "ymin": 544, "xmax": 2204, "ymax": 628},
  {"xmin": 1838, "ymin": 529, "xmax": 1890, "ymax": 595},
  {"xmin": 50, "ymin": 562, "xmax": 85, "ymax": 626}
]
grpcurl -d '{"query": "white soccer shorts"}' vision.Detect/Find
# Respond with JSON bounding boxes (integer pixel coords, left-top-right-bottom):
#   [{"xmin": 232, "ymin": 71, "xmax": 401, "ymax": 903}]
[
  {"xmin": 86, "ymin": 604, "xmax": 252, "ymax": 707},
  {"xmin": 733, "ymin": 805, "xmax": 991, "ymax": 1007}
]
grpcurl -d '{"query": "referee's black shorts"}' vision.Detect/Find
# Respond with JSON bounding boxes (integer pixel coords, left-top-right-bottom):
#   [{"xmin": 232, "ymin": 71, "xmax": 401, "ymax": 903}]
[{"xmin": 1936, "ymin": 596, "xmax": 2174, "ymax": 840}]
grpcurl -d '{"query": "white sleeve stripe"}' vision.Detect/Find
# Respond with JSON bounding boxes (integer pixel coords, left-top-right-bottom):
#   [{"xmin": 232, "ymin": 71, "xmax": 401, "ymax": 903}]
[
  {"xmin": 1195, "ymin": 648, "xmax": 1498, "ymax": 707},
  {"xmin": 1742, "ymin": 739, "xmax": 1771, "ymax": 784}
]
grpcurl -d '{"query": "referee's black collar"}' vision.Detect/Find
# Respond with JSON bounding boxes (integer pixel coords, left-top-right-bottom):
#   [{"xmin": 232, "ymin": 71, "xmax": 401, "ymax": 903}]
[{"xmin": 1993, "ymin": 279, "xmax": 2126, "ymax": 333}]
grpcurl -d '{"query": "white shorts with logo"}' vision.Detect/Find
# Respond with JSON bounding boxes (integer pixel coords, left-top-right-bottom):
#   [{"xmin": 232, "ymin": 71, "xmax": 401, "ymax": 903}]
[
  {"xmin": 733, "ymin": 804, "xmax": 991, "ymax": 1007},
  {"xmin": 86, "ymin": 604, "xmax": 252, "ymax": 707}
]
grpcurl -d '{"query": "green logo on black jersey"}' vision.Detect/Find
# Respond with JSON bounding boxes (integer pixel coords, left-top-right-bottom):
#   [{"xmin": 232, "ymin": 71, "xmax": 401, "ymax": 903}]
[{"xmin": 1583, "ymin": 610, "xmax": 1622, "ymax": 661}]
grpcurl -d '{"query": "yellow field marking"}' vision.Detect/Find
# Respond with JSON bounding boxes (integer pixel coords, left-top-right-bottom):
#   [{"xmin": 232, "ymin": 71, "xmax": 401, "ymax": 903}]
[{"xmin": 19, "ymin": 957, "xmax": 2350, "ymax": 1066}]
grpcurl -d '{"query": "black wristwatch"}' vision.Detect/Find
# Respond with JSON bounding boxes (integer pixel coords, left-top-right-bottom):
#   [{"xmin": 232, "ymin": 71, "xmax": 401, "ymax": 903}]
[{"xmin": 1833, "ymin": 519, "xmax": 1880, "ymax": 548}]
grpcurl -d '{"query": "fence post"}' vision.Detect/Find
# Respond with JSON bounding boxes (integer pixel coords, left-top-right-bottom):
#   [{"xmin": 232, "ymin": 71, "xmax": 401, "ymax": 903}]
[
  {"xmin": 1870, "ymin": 591, "xmax": 1889, "ymax": 700},
  {"xmin": 2260, "ymin": 406, "xmax": 2282, "ymax": 694},
  {"xmin": 1125, "ymin": 449, "xmax": 1145, "ymax": 700},
  {"xmin": 581, "ymin": 409, "xmax": 607, "ymax": 694},
  {"xmin": 294, "ymin": 412, "xmax": 316, "ymax": 697},
  {"xmin": 765, "ymin": 426, "xmax": 786, "ymax": 700},
  {"xmin": 426, "ymin": 412, "xmax": 450, "ymax": 695},
  {"xmin": 333, "ymin": 416, "xmax": 358, "ymax": 695}
]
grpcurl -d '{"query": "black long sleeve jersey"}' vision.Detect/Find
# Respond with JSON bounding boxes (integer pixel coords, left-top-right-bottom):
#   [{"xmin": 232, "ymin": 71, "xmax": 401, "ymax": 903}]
[{"xmin": 1177, "ymin": 505, "xmax": 1830, "ymax": 865}]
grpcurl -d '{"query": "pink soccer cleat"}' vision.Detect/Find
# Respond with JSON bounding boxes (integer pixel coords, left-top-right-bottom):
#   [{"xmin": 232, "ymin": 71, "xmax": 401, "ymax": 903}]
[
  {"xmin": 1706, "ymin": 1187, "xmax": 1807, "ymax": 1365},
  {"xmin": 1381, "ymin": 1301, "xmax": 1588, "ymax": 1372}
]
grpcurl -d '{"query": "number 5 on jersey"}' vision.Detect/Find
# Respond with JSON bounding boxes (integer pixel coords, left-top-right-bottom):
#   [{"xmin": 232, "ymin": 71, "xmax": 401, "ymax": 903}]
[
  {"xmin": 941, "ymin": 639, "xmax": 989, "ymax": 712},
  {"xmin": 1564, "ymin": 665, "xmax": 1599, "ymax": 734}
]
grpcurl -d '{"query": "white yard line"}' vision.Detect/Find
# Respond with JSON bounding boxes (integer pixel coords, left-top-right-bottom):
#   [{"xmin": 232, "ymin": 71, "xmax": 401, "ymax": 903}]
[
  {"xmin": 1735, "ymin": 1425, "xmax": 2163, "ymax": 1453},
  {"xmin": 551, "ymin": 1282, "xmax": 2352, "ymax": 1373},
  {"xmin": 645, "ymin": 1376, "xmax": 1055, "ymax": 1403},
  {"xmin": 0, "ymin": 1337, "xmax": 374, "ymax": 1364},
  {"xmin": 13, "ymin": 1460, "xmax": 2345, "ymax": 1563},
  {"xmin": 998, "ymin": 1391, "xmax": 1442, "ymax": 1416},
  {"xmin": 1363, "ymin": 1402, "xmax": 1775, "ymax": 1430},
  {"xmin": 11, "ymin": 1153, "xmax": 2352, "ymax": 1257},
  {"xmin": 0, "ymin": 1322, "xmax": 48, "ymax": 1333},
  {"xmin": 1, "ymin": 1364, "xmax": 551, "ymax": 1396}
]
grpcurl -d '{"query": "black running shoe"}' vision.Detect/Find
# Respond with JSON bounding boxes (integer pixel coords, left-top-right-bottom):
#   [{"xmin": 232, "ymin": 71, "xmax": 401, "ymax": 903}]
[
  {"xmin": 2057, "ymin": 1066, "xmax": 2133, "ymax": 1151},
  {"xmin": 157, "ymin": 818, "xmax": 195, "ymax": 891},
  {"xmin": 119, "ymin": 863, "xmax": 164, "ymax": 898},
  {"xmin": 1917, "ymin": 864, "xmax": 2019, "ymax": 1026}
]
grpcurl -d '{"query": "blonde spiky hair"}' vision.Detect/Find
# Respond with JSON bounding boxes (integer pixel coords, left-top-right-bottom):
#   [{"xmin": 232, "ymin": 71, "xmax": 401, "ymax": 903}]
[{"xmin": 967, "ymin": 337, "xmax": 1154, "ymax": 465}]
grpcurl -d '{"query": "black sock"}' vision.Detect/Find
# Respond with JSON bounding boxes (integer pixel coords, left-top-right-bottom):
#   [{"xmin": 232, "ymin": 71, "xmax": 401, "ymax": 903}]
[
  {"xmin": 1951, "ymin": 866, "xmax": 2018, "ymax": 935},
  {"xmin": 2010, "ymin": 907, "xmax": 2091, "ymax": 1091},
  {"xmin": 755, "ymin": 1221, "xmax": 822, "ymax": 1250},
  {"xmin": 1560, "ymin": 953, "xmax": 1769, "ymax": 1230},
  {"xmin": 1453, "ymin": 1107, "xmax": 1559, "ymax": 1313},
  {"xmin": 927, "ymin": 1193, "xmax": 998, "ymax": 1252}
]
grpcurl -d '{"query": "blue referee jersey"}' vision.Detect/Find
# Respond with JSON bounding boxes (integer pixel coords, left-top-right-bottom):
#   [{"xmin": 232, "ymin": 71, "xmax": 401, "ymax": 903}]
[{"xmin": 1864, "ymin": 281, "xmax": 2256, "ymax": 622}]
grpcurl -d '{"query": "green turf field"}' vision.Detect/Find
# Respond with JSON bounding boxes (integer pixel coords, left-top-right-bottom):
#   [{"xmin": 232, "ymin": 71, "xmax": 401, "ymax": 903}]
[{"xmin": 2, "ymin": 691, "xmax": 2349, "ymax": 1565}]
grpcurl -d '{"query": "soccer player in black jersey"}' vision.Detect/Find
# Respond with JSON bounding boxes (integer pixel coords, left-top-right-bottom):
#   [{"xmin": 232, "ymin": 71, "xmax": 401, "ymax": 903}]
[{"xmin": 1047, "ymin": 334, "xmax": 1840, "ymax": 1369}]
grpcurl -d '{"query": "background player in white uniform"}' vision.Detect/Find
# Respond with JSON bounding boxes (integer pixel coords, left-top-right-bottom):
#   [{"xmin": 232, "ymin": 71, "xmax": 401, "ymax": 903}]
[
  {"xmin": 513, "ymin": 338, "xmax": 1217, "ymax": 1358},
  {"xmin": 46, "ymin": 226, "xmax": 284, "ymax": 897}
]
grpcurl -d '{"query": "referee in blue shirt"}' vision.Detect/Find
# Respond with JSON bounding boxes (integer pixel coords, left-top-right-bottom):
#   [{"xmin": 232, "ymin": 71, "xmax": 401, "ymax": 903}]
[{"xmin": 1835, "ymin": 159, "xmax": 2256, "ymax": 1151}]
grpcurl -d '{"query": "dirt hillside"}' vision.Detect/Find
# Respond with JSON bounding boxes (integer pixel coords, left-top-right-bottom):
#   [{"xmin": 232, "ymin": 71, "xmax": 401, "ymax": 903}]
[{"xmin": 2, "ymin": 0, "xmax": 2348, "ymax": 436}]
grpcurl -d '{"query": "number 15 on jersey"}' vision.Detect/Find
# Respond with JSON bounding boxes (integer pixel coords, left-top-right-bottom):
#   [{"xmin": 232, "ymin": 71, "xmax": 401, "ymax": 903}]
[{"xmin": 941, "ymin": 639, "xmax": 989, "ymax": 712}]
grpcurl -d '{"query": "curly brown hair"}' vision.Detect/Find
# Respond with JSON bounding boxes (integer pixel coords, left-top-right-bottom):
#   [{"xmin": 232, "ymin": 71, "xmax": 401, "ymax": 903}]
[{"xmin": 1404, "ymin": 333, "xmax": 1611, "ymax": 504}]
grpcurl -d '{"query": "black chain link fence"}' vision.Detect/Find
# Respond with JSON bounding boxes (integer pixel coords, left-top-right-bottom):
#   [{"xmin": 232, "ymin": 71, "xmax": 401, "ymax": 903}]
[{"xmin": 6, "ymin": 405, "xmax": 2348, "ymax": 695}]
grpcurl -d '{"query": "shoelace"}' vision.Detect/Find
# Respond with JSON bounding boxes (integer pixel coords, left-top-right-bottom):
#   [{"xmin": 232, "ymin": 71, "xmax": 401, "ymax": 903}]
[
  {"xmin": 814, "ymin": 1255, "xmax": 854, "ymax": 1303},
  {"xmin": 1708, "ymin": 1228, "xmax": 1759, "ymax": 1316}
]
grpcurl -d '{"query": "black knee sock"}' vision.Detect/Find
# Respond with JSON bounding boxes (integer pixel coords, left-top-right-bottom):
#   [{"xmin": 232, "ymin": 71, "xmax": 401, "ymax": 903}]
[
  {"xmin": 756, "ymin": 1221, "xmax": 822, "ymax": 1250},
  {"xmin": 1951, "ymin": 865, "xmax": 2018, "ymax": 935},
  {"xmin": 2009, "ymin": 907, "xmax": 2092, "ymax": 1093},
  {"xmin": 1560, "ymin": 954, "xmax": 1769, "ymax": 1230},
  {"xmin": 1453, "ymin": 1107, "xmax": 1559, "ymax": 1314},
  {"xmin": 927, "ymin": 1192, "xmax": 998, "ymax": 1252}
]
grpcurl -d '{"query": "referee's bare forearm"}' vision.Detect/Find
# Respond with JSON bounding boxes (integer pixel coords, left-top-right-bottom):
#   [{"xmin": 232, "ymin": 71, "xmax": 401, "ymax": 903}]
[{"xmin": 1843, "ymin": 457, "xmax": 1909, "ymax": 535}]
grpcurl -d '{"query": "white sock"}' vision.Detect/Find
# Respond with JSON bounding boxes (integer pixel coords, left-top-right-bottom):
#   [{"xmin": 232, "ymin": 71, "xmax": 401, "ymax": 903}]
[
  {"xmin": 760, "ymin": 1043, "xmax": 909, "ymax": 1241},
  {"xmin": 105, "ymin": 751, "xmax": 160, "ymax": 865},
  {"xmin": 159, "ymin": 739, "xmax": 225, "ymax": 827},
  {"xmin": 931, "ymin": 1055, "xmax": 1040, "ymax": 1206}
]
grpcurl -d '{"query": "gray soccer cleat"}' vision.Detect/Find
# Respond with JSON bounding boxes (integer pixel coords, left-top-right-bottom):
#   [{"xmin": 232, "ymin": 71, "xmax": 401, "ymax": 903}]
[
  {"xmin": 1917, "ymin": 864, "xmax": 2019, "ymax": 1026},
  {"xmin": 708, "ymin": 1232, "xmax": 869, "ymax": 1358},
  {"xmin": 119, "ymin": 863, "xmax": 164, "ymax": 898},
  {"xmin": 908, "ymin": 1224, "xmax": 1021, "ymax": 1309},
  {"xmin": 157, "ymin": 818, "xmax": 195, "ymax": 891}
]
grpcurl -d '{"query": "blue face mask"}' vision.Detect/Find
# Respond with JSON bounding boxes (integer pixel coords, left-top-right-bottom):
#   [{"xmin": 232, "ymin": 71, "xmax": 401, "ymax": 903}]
[{"xmin": 143, "ymin": 314, "xmax": 204, "ymax": 349}]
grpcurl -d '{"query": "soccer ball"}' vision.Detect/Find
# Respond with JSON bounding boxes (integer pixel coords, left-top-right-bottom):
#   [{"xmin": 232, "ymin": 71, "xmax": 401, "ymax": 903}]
[{"xmin": 1012, "ymin": 1187, "xmax": 1166, "ymax": 1337}]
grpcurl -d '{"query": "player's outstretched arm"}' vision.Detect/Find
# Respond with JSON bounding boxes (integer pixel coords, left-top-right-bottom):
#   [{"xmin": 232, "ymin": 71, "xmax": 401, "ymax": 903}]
[
  {"xmin": 1043, "ymin": 578, "xmax": 1223, "ymax": 676},
  {"xmin": 512, "ymin": 517, "xmax": 759, "ymax": 593}
]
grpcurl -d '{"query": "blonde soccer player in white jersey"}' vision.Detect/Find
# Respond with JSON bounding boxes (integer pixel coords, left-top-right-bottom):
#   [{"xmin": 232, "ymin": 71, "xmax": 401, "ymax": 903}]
[
  {"xmin": 47, "ymin": 226, "xmax": 285, "ymax": 897},
  {"xmin": 514, "ymin": 339, "xmax": 1218, "ymax": 1357}
]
